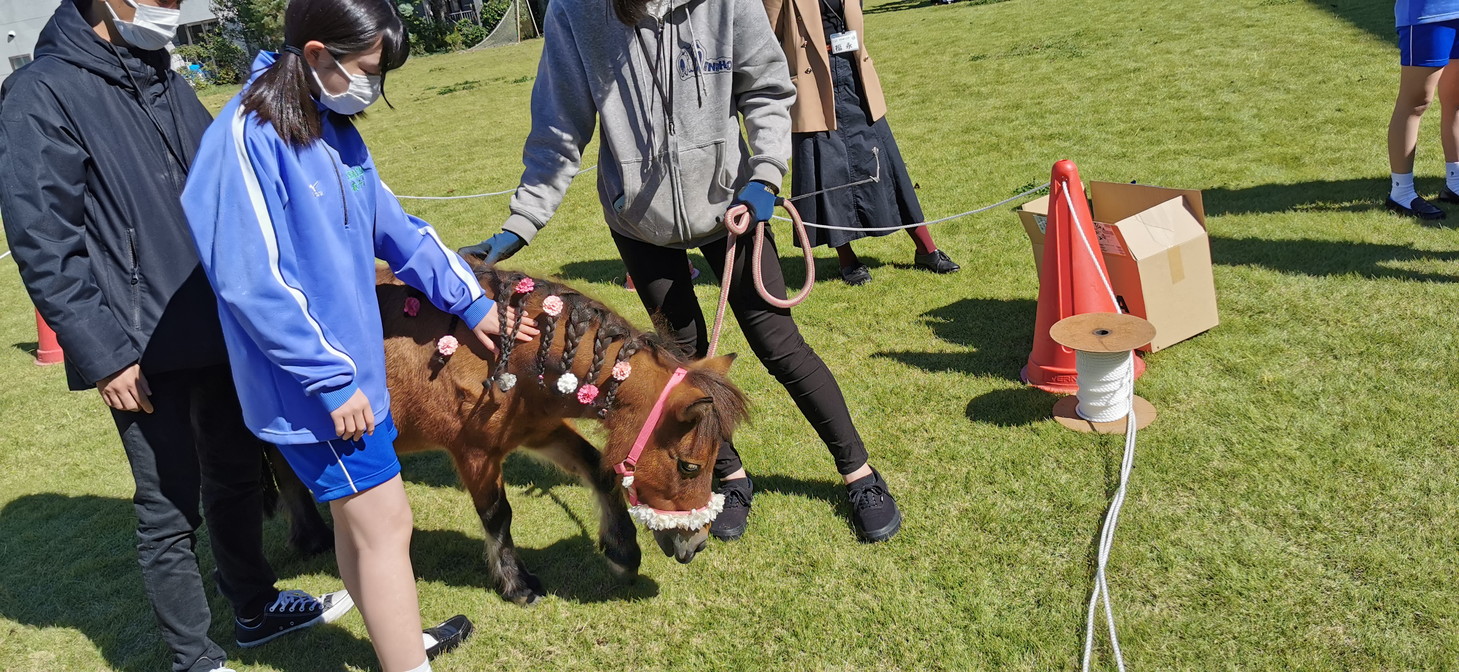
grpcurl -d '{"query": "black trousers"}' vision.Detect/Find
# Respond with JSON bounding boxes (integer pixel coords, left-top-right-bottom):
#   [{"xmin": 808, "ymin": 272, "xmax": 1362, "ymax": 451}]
[
  {"xmin": 613, "ymin": 227, "xmax": 871, "ymax": 477},
  {"xmin": 110, "ymin": 364, "xmax": 279, "ymax": 672}
]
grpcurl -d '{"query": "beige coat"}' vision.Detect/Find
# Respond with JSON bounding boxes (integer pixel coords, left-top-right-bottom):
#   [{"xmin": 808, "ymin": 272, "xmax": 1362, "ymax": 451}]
[{"xmin": 764, "ymin": 0, "xmax": 887, "ymax": 132}]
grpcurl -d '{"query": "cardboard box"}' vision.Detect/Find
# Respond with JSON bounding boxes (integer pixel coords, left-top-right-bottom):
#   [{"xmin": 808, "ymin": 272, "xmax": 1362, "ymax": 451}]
[{"xmin": 1016, "ymin": 182, "xmax": 1217, "ymax": 352}]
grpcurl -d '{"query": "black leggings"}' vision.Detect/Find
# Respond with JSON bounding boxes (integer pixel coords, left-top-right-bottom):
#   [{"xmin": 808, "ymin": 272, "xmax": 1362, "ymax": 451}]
[{"xmin": 613, "ymin": 228, "xmax": 870, "ymax": 477}]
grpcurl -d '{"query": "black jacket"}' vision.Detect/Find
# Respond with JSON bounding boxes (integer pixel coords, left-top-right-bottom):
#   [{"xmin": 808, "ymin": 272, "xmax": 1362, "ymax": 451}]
[{"xmin": 0, "ymin": 0, "xmax": 226, "ymax": 390}]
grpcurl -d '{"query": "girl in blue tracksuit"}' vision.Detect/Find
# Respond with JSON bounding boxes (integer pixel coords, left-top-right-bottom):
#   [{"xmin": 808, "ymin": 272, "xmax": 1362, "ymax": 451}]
[
  {"xmin": 181, "ymin": 0, "xmax": 535, "ymax": 669},
  {"xmin": 1387, "ymin": 0, "xmax": 1459, "ymax": 220}
]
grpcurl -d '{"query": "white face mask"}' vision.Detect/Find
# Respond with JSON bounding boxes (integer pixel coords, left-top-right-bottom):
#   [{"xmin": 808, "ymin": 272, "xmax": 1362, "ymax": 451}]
[
  {"xmin": 311, "ymin": 55, "xmax": 382, "ymax": 116},
  {"xmin": 104, "ymin": 0, "xmax": 180, "ymax": 52}
]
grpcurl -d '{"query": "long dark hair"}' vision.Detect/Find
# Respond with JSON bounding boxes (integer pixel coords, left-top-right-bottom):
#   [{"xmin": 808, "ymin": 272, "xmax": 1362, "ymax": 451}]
[
  {"xmin": 242, "ymin": 0, "xmax": 409, "ymax": 146},
  {"xmin": 613, "ymin": 0, "xmax": 650, "ymax": 25}
]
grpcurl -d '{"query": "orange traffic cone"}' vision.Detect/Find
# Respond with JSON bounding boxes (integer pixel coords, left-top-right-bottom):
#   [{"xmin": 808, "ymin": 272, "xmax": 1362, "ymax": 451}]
[
  {"xmin": 35, "ymin": 310, "xmax": 63, "ymax": 366},
  {"xmin": 1021, "ymin": 160, "xmax": 1144, "ymax": 393}
]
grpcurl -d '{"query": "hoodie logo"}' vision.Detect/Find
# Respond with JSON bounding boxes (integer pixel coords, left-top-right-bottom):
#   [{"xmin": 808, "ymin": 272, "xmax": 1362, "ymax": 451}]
[
  {"xmin": 309, "ymin": 181, "xmax": 325, "ymax": 197},
  {"xmin": 678, "ymin": 41, "xmax": 732, "ymax": 80}
]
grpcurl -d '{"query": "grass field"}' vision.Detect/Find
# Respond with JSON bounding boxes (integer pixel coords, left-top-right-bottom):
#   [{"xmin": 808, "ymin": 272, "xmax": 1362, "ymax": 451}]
[{"xmin": 3, "ymin": 0, "xmax": 1458, "ymax": 669}]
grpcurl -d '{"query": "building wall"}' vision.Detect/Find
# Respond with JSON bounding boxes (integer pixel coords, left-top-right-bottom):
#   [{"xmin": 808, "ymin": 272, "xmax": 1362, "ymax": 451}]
[{"xmin": 1, "ymin": 0, "xmax": 217, "ymax": 84}]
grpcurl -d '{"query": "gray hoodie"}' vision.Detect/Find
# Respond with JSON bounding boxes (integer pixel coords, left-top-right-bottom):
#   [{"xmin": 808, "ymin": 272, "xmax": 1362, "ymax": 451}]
[{"xmin": 502, "ymin": 0, "xmax": 796, "ymax": 249}]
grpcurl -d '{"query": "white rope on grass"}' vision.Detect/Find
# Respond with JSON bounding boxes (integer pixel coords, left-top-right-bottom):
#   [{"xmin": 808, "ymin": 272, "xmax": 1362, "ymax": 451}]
[
  {"xmin": 772, "ymin": 181, "xmax": 1050, "ymax": 232},
  {"xmin": 394, "ymin": 165, "xmax": 598, "ymax": 201},
  {"xmin": 1063, "ymin": 181, "xmax": 1134, "ymax": 672},
  {"xmin": 0, "ymin": 250, "xmax": 10, "ymax": 262}
]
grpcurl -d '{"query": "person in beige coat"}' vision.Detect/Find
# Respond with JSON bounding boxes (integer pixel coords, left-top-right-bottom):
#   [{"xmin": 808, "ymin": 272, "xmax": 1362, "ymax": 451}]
[{"xmin": 765, "ymin": 0, "xmax": 959, "ymax": 284}]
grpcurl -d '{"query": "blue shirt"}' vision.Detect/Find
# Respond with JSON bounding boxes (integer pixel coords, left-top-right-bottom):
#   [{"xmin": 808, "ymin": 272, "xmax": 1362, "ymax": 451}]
[
  {"xmin": 1397, "ymin": 0, "xmax": 1459, "ymax": 27},
  {"xmin": 182, "ymin": 52, "xmax": 493, "ymax": 444}
]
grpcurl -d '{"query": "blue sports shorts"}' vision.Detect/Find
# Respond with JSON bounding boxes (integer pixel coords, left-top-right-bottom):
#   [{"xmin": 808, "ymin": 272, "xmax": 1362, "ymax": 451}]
[
  {"xmin": 276, "ymin": 413, "xmax": 402, "ymax": 502},
  {"xmin": 1400, "ymin": 20, "xmax": 1459, "ymax": 67}
]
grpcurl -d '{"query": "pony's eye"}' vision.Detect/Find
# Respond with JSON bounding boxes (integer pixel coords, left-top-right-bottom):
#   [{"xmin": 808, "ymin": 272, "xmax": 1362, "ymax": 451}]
[{"xmin": 677, "ymin": 460, "xmax": 702, "ymax": 477}]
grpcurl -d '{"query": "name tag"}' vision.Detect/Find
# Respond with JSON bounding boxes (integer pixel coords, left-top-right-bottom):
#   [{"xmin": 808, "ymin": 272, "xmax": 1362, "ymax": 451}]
[{"xmin": 829, "ymin": 30, "xmax": 859, "ymax": 54}]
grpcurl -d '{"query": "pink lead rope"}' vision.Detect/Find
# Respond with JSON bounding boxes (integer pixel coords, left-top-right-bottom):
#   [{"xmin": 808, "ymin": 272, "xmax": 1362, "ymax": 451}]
[{"xmin": 707, "ymin": 199, "xmax": 816, "ymax": 358}]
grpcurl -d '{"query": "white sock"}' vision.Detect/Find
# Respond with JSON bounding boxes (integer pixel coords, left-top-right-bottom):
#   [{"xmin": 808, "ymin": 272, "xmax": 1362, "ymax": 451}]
[
  {"xmin": 1392, "ymin": 172, "xmax": 1419, "ymax": 206},
  {"xmin": 1446, "ymin": 162, "xmax": 1459, "ymax": 192},
  {"xmin": 403, "ymin": 660, "xmax": 431, "ymax": 672},
  {"xmin": 422, "ymin": 632, "xmax": 439, "ymax": 649}
]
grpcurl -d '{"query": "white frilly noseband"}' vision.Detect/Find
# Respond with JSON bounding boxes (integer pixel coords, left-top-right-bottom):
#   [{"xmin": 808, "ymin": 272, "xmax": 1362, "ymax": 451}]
[{"xmin": 614, "ymin": 367, "xmax": 724, "ymax": 531}]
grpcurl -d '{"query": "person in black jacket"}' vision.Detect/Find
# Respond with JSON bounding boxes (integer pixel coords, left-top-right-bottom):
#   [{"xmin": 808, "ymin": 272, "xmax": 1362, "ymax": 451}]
[{"xmin": 0, "ymin": 1, "xmax": 352, "ymax": 670}]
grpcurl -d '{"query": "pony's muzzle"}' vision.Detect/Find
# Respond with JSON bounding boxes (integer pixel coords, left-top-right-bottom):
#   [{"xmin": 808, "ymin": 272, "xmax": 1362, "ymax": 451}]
[{"xmin": 654, "ymin": 526, "xmax": 709, "ymax": 564}]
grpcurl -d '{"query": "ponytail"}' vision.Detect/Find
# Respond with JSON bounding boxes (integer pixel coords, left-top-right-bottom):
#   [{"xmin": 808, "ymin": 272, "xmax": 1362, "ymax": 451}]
[{"xmin": 241, "ymin": 46, "xmax": 320, "ymax": 146}]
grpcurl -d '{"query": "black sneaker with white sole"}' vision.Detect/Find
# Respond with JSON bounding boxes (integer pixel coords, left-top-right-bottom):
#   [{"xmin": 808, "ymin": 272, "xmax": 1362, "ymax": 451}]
[
  {"xmin": 235, "ymin": 589, "xmax": 326, "ymax": 648},
  {"xmin": 424, "ymin": 614, "xmax": 474, "ymax": 660},
  {"xmin": 846, "ymin": 469, "xmax": 902, "ymax": 543}
]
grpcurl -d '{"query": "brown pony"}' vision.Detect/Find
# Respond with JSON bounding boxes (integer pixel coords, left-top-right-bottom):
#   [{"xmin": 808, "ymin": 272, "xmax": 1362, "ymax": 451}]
[{"xmin": 277, "ymin": 264, "xmax": 748, "ymax": 605}]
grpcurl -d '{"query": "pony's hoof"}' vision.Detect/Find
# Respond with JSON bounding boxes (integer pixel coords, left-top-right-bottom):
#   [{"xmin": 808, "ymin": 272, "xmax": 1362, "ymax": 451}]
[
  {"xmin": 600, "ymin": 540, "xmax": 641, "ymax": 579},
  {"xmin": 503, "ymin": 573, "xmax": 547, "ymax": 607}
]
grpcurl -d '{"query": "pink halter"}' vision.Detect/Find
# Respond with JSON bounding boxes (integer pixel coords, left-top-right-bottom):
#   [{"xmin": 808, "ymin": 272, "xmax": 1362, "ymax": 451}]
[{"xmin": 614, "ymin": 367, "xmax": 725, "ymax": 530}]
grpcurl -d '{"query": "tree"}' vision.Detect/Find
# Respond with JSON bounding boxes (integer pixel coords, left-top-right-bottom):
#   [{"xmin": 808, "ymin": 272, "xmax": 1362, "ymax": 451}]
[{"xmin": 213, "ymin": 0, "xmax": 288, "ymax": 54}]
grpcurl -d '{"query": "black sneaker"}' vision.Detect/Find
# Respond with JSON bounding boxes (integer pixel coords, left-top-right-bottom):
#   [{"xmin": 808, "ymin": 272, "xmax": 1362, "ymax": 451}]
[
  {"xmin": 710, "ymin": 476, "xmax": 753, "ymax": 541},
  {"xmin": 840, "ymin": 264, "xmax": 872, "ymax": 286},
  {"xmin": 914, "ymin": 249, "xmax": 961, "ymax": 274},
  {"xmin": 1386, "ymin": 195, "xmax": 1446, "ymax": 220},
  {"xmin": 846, "ymin": 469, "xmax": 902, "ymax": 543},
  {"xmin": 424, "ymin": 614, "xmax": 474, "ymax": 660},
  {"xmin": 236, "ymin": 589, "xmax": 326, "ymax": 648},
  {"xmin": 1441, "ymin": 186, "xmax": 1459, "ymax": 204}
]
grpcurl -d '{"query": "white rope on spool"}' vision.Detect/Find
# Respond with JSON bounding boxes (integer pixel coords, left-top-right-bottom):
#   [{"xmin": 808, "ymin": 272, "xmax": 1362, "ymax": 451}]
[
  {"xmin": 1073, "ymin": 350, "xmax": 1135, "ymax": 423},
  {"xmin": 1048, "ymin": 312, "xmax": 1156, "ymax": 672}
]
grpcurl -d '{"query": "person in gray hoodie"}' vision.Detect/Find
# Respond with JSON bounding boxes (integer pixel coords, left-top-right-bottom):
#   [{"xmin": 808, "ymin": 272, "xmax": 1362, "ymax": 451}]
[{"xmin": 462, "ymin": 0, "xmax": 902, "ymax": 542}]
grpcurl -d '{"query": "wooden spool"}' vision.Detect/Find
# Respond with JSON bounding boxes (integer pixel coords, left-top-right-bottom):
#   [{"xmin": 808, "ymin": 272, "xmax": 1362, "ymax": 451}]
[{"xmin": 1048, "ymin": 312, "xmax": 1157, "ymax": 434}]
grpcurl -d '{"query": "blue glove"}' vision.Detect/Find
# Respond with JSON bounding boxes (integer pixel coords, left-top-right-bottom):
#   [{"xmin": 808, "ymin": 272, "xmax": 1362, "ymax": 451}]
[
  {"xmin": 458, "ymin": 230, "xmax": 525, "ymax": 264},
  {"xmin": 732, "ymin": 180, "xmax": 779, "ymax": 224}
]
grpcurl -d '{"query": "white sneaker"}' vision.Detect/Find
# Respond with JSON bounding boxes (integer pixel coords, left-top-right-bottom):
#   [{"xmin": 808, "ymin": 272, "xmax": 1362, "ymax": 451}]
[{"xmin": 320, "ymin": 589, "xmax": 354, "ymax": 624}]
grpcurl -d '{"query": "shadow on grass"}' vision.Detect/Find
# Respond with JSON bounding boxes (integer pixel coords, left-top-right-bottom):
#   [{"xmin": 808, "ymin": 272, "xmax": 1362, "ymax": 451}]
[
  {"xmin": 873, "ymin": 297, "xmax": 1035, "ymax": 380},
  {"xmin": 0, "ymin": 493, "xmax": 375, "ymax": 672},
  {"xmin": 1307, "ymin": 0, "xmax": 1389, "ymax": 43},
  {"xmin": 1199, "ymin": 178, "xmax": 1438, "ymax": 218},
  {"xmin": 11, "ymin": 341, "xmax": 37, "ymax": 356},
  {"xmin": 965, "ymin": 387, "xmax": 1055, "ymax": 427},
  {"xmin": 1211, "ymin": 235, "xmax": 1459, "ymax": 282},
  {"xmin": 410, "ymin": 528, "xmax": 661, "ymax": 604},
  {"xmin": 864, "ymin": 0, "xmax": 1009, "ymax": 14}
]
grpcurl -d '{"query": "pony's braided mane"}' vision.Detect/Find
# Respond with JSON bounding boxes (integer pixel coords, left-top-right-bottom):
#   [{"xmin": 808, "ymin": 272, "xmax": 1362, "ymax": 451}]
[{"xmin": 470, "ymin": 267, "xmax": 747, "ymax": 432}]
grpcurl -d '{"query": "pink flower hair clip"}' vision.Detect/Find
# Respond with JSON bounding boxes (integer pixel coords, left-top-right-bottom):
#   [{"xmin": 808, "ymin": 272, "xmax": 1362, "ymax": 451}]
[
  {"xmin": 514, "ymin": 277, "xmax": 536, "ymax": 295},
  {"xmin": 436, "ymin": 335, "xmax": 459, "ymax": 358},
  {"xmin": 611, "ymin": 361, "xmax": 632, "ymax": 381},
  {"xmin": 577, "ymin": 384, "xmax": 599, "ymax": 405},
  {"xmin": 541, "ymin": 295, "xmax": 563, "ymax": 317},
  {"xmin": 403, "ymin": 297, "xmax": 420, "ymax": 317}
]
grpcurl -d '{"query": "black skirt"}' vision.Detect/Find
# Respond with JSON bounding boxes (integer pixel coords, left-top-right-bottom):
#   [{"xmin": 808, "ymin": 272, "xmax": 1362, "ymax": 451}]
[{"xmin": 790, "ymin": 49, "xmax": 924, "ymax": 249}]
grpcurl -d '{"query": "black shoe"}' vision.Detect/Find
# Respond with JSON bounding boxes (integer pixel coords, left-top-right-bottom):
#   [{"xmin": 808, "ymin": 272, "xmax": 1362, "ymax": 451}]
[
  {"xmin": 846, "ymin": 469, "xmax": 902, "ymax": 543},
  {"xmin": 1386, "ymin": 195, "xmax": 1446, "ymax": 220},
  {"xmin": 710, "ymin": 476, "xmax": 753, "ymax": 541},
  {"xmin": 913, "ymin": 249, "xmax": 961, "ymax": 274},
  {"xmin": 840, "ymin": 264, "xmax": 872, "ymax": 286},
  {"xmin": 1441, "ymin": 186, "xmax": 1459, "ymax": 204},
  {"xmin": 236, "ymin": 589, "xmax": 325, "ymax": 648},
  {"xmin": 424, "ymin": 614, "xmax": 474, "ymax": 660}
]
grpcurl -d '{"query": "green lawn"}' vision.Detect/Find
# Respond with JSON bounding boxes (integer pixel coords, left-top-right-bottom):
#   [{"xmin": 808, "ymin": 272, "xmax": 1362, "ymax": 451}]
[{"xmin": 4, "ymin": 0, "xmax": 1458, "ymax": 669}]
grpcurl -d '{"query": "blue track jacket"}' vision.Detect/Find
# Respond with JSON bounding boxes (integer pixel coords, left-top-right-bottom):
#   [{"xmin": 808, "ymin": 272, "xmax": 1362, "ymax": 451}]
[
  {"xmin": 182, "ymin": 52, "xmax": 492, "ymax": 445},
  {"xmin": 1397, "ymin": 0, "xmax": 1459, "ymax": 27}
]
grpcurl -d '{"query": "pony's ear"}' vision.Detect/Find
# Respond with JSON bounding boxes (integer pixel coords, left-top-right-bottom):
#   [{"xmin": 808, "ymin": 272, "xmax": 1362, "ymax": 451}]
[
  {"xmin": 693, "ymin": 353, "xmax": 737, "ymax": 376},
  {"xmin": 676, "ymin": 396, "xmax": 714, "ymax": 424}
]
